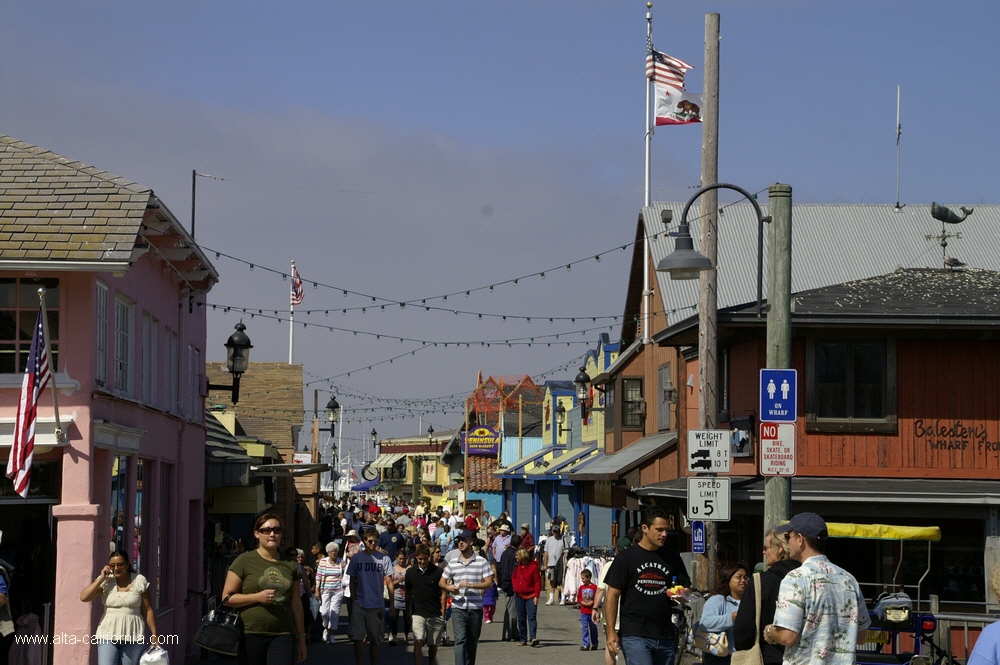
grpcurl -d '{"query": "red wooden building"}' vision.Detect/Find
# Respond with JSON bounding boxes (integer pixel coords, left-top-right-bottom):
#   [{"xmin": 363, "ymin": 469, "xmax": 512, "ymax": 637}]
[{"xmin": 644, "ymin": 268, "xmax": 1000, "ymax": 608}]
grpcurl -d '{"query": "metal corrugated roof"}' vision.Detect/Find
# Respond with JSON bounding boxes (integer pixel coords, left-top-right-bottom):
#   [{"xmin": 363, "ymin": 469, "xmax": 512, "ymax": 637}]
[
  {"xmin": 643, "ymin": 203, "xmax": 1000, "ymax": 323},
  {"xmin": 569, "ymin": 431, "xmax": 677, "ymax": 480},
  {"xmin": 524, "ymin": 445, "xmax": 598, "ymax": 477}
]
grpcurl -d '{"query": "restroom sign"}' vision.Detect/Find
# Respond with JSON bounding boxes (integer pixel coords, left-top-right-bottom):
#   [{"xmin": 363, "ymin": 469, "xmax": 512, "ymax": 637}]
[
  {"xmin": 760, "ymin": 422, "xmax": 796, "ymax": 476},
  {"xmin": 760, "ymin": 369, "xmax": 797, "ymax": 423}
]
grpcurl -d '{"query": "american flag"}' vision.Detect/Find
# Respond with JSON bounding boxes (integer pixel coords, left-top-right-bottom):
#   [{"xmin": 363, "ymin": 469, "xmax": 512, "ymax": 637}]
[
  {"xmin": 646, "ymin": 34, "xmax": 694, "ymax": 90},
  {"xmin": 7, "ymin": 308, "xmax": 51, "ymax": 498},
  {"xmin": 290, "ymin": 265, "xmax": 305, "ymax": 306},
  {"xmin": 350, "ymin": 467, "xmax": 359, "ymax": 481}
]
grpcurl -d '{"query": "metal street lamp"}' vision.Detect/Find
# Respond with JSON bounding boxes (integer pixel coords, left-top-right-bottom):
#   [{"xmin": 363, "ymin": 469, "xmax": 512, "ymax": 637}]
[
  {"xmin": 655, "ymin": 181, "xmax": 790, "ymax": 584},
  {"xmin": 326, "ymin": 396, "xmax": 341, "ymax": 424},
  {"xmin": 208, "ymin": 321, "xmax": 253, "ymax": 403},
  {"xmin": 556, "ymin": 402, "xmax": 570, "ymax": 436},
  {"xmin": 574, "ymin": 367, "xmax": 591, "ymax": 402},
  {"xmin": 656, "ymin": 183, "xmax": 770, "ymax": 318}
]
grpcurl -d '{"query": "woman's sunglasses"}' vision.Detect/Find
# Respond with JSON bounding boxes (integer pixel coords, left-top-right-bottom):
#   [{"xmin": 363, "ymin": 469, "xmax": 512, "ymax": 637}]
[{"xmin": 258, "ymin": 527, "xmax": 283, "ymax": 535}]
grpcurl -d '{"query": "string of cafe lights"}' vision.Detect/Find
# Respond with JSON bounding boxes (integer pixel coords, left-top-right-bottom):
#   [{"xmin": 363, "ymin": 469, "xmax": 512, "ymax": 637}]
[
  {"xmin": 217, "ymin": 352, "xmax": 598, "ymax": 425},
  {"xmin": 198, "ymin": 188, "xmax": 765, "ymax": 323},
  {"xmin": 205, "ymin": 304, "xmax": 615, "ymax": 347},
  {"xmin": 193, "ymin": 187, "xmax": 767, "ymax": 319}
]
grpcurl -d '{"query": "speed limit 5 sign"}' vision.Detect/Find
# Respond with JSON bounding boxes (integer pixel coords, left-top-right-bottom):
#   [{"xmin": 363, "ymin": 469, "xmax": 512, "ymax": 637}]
[{"xmin": 687, "ymin": 477, "xmax": 731, "ymax": 522}]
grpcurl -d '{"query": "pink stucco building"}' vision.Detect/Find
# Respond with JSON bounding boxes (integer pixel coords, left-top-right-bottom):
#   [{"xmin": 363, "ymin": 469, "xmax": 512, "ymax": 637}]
[{"xmin": 0, "ymin": 135, "xmax": 219, "ymax": 662}]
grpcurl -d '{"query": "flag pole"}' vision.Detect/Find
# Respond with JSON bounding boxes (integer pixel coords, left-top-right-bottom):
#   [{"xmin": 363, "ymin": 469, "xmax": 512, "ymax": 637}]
[
  {"xmin": 37, "ymin": 288, "xmax": 63, "ymax": 444},
  {"xmin": 289, "ymin": 259, "xmax": 296, "ymax": 364},
  {"xmin": 642, "ymin": 2, "xmax": 653, "ymax": 345}
]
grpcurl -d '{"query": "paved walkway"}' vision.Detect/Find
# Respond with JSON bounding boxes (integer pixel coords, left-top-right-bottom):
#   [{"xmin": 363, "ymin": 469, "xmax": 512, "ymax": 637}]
[{"xmin": 195, "ymin": 600, "xmax": 691, "ymax": 665}]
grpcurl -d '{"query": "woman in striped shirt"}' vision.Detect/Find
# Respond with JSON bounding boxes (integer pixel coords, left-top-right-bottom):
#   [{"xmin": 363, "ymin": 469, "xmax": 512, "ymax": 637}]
[{"xmin": 315, "ymin": 541, "xmax": 346, "ymax": 644}]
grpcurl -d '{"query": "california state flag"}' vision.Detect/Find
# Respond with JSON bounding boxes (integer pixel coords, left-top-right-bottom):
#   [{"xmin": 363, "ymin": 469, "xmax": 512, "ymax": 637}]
[{"xmin": 654, "ymin": 82, "xmax": 702, "ymax": 125}]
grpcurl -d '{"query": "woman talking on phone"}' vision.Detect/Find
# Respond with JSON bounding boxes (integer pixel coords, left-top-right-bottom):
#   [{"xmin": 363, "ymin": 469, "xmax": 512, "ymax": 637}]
[
  {"xmin": 223, "ymin": 513, "xmax": 307, "ymax": 664},
  {"xmin": 79, "ymin": 549, "xmax": 159, "ymax": 665}
]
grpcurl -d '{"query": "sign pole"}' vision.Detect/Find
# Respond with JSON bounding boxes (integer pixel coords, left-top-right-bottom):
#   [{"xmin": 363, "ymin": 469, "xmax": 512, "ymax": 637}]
[{"xmin": 763, "ymin": 184, "xmax": 793, "ymax": 534}]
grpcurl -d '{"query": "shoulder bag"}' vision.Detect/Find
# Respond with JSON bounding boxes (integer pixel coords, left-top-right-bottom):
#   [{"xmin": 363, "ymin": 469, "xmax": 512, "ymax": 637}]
[
  {"xmin": 694, "ymin": 622, "xmax": 730, "ymax": 658},
  {"xmin": 193, "ymin": 593, "xmax": 244, "ymax": 656},
  {"xmin": 731, "ymin": 573, "xmax": 764, "ymax": 665}
]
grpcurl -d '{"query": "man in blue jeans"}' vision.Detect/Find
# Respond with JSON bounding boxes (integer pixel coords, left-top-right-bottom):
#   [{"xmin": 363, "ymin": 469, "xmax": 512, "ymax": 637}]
[
  {"xmin": 440, "ymin": 530, "xmax": 494, "ymax": 665},
  {"xmin": 603, "ymin": 506, "xmax": 691, "ymax": 665}
]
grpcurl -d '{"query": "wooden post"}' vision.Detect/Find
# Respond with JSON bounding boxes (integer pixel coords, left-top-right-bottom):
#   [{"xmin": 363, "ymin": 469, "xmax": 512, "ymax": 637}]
[
  {"xmin": 700, "ymin": 11, "xmax": 721, "ymax": 588},
  {"xmin": 764, "ymin": 183, "xmax": 793, "ymax": 533},
  {"xmin": 463, "ymin": 393, "xmax": 470, "ymax": 512}
]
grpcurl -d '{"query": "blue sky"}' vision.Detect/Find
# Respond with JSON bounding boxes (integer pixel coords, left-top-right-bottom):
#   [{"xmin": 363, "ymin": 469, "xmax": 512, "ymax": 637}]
[{"xmin": 2, "ymin": 1, "xmax": 998, "ymax": 460}]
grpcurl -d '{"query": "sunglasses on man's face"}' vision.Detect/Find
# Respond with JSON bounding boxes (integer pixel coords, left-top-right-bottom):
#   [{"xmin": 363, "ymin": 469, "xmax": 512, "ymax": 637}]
[{"xmin": 258, "ymin": 527, "xmax": 283, "ymax": 535}]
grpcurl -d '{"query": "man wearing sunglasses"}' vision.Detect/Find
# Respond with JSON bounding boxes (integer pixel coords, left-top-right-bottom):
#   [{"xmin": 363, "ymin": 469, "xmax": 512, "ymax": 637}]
[
  {"xmin": 763, "ymin": 513, "xmax": 870, "ymax": 665},
  {"xmin": 347, "ymin": 528, "xmax": 394, "ymax": 665}
]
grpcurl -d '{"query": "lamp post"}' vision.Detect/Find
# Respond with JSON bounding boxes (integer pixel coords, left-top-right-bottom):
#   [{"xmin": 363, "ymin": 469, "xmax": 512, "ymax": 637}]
[
  {"xmin": 207, "ymin": 321, "xmax": 253, "ymax": 403},
  {"xmin": 313, "ymin": 394, "xmax": 340, "ymax": 487},
  {"xmin": 656, "ymin": 183, "xmax": 776, "ymax": 586}
]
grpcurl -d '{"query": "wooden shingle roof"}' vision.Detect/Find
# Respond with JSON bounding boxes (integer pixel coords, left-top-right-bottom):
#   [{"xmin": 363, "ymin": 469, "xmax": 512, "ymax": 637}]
[{"xmin": 0, "ymin": 134, "xmax": 218, "ymax": 290}]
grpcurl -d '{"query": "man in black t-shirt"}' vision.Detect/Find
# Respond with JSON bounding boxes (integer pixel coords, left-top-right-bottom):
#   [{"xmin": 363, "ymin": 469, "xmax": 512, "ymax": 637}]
[
  {"xmin": 604, "ymin": 506, "xmax": 690, "ymax": 665},
  {"xmin": 405, "ymin": 545, "xmax": 446, "ymax": 665}
]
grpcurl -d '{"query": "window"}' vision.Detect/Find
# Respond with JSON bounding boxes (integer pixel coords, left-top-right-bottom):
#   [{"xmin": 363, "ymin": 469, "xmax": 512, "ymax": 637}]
[
  {"xmin": 110, "ymin": 454, "xmax": 129, "ymax": 553},
  {"xmin": 604, "ymin": 383, "xmax": 616, "ymax": 430},
  {"xmin": 142, "ymin": 313, "xmax": 150, "ymax": 402},
  {"xmin": 187, "ymin": 345, "xmax": 202, "ymax": 420},
  {"xmin": 164, "ymin": 328, "xmax": 178, "ymax": 414},
  {"xmin": 657, "ymin": 363, "xmax": 673, "ymax": 431},
  {"xmin": 150, "ymin": 319, "xmax": 159, "ymax": 408},
  {"xmin": 806, "ymin": 338, "xmax": 896, "ymax": 432},
  {"xmin": 114, "ymin": 296, "xmax": 135, "ymax": 396},
  {"xmin": 622, "ymin": 378, "xmax": 644, "ymax": 428},
  {"xmin": 156, "ymin": 463, "xmax": 173, "ymax": 608},
  {"xmin": 719, "ymin": 348, "xmax": 730, "ymax": 418},
  {"xmin": 134, "ymin": 460, "xmax": 151, "ymax": 577},
  {"xmin": 95, "ymin": 282, "xmax": 108, "ymax": 386},
  {"xmin": 0, "ymin": 277, "xmax": 59, "ymax": 374}
]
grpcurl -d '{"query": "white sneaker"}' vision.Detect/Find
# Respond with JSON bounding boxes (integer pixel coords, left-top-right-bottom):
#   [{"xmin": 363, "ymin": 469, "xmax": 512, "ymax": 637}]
[
  {"xmin": 484, "ymin": 619, "xmax": 492, "ymax": 624},
  {"xmin": 323, "ymin": 629, "xmax": 329, "ymax": 642},
  {"xmin": 559, "ymin": 599, "xmax": 566, "ymax": 605},
  {"xmin": 546, "ymin": 599, "xmax": 554, "ymax": 606}
]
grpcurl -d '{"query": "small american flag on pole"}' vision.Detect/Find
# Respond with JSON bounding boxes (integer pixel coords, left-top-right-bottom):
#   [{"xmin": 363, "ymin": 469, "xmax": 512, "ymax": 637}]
[
  {"xmin": 646, "ymin": 33, "xmax": 694, "ymax": 90},
  {"xmin": 7, "ymin": 307, "xmax": 51, "ymax": 498},
  {"xmin": 291, "ymin": 265, "xmax": 305, "ymax": 306}
]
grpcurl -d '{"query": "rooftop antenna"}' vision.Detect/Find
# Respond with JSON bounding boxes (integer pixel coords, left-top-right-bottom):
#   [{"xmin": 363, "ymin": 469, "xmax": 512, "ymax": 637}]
[{"xmin": 894, "ymin": 85, "xmax": 904, "ymax": 212}]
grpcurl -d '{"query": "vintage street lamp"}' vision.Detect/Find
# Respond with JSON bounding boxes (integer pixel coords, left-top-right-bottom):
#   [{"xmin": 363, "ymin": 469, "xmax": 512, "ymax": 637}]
[
  {"xmin": 325, "ymin": 396, "xmax": 341, "ymax": 425},
  {"xmin": 656, "ymin": 183, "xmax": 769, "ymax": 317},
  {"xmin": 574, "ymin": 367, "xmax": 591, "ymax": 402},
  {"xmin": 208, "ymin": 320, "xmax": 253, "ymax": 403},
  {"xmin": 556, "ymin": 402, "xmax": 571, "ymax": 436}
]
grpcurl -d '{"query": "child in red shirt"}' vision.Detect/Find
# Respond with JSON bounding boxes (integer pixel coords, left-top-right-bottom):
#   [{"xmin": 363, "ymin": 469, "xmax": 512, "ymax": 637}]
[{"xmin": 578, "ymin": 569, "xmax": 599, "ymax": 651}]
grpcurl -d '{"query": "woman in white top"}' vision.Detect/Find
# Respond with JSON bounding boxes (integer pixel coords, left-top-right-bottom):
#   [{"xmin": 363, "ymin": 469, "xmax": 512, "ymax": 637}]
[{"xmin": 80, "ymin": 549, "xmax": 158, "ymax": 665}]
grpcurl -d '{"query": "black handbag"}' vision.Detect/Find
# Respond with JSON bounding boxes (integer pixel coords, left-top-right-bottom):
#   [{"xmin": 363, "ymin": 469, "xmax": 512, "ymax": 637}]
[{"xmin": 193, "ymin": 593, "xmax": 243, "ymax": 656}]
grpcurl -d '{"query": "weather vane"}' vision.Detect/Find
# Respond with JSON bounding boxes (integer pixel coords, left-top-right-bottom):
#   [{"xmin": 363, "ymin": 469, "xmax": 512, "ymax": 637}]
[{"xmin": 926, "ymin": 202, "xmax": 974, "ymax": 270}]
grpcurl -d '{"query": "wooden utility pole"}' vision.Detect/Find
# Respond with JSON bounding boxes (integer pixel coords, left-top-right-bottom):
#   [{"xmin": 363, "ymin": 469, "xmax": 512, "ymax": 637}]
[
  {"xmin": 764, "ymin": 184, "xmax": 793, "ymax": 532},
  {"xmin": 699, "ymin": 11, "xmax": 721, "ymax": 588}
]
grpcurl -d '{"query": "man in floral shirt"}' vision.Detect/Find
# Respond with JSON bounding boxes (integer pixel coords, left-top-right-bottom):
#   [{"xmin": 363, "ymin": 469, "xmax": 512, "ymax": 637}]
[{"xmin": 763, "ymin": 513, "xmax": 870, "ymax": 665}]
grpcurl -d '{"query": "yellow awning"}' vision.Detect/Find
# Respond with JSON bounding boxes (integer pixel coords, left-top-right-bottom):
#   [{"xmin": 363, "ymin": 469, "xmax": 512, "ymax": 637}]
[{"xmin": 826, "ymin": 522, "xmax": 941, "ymax": 541}]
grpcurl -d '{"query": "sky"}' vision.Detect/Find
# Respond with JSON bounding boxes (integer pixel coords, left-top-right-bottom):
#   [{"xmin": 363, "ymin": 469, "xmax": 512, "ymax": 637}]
[{"xmin": 2, "ymin": 1, "xmax": 998, "ymax": 465}]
